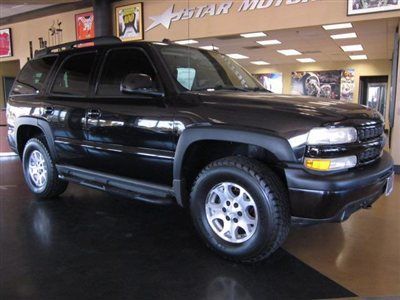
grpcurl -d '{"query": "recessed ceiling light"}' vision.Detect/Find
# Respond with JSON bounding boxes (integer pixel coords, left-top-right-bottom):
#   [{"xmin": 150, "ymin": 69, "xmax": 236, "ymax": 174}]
[
  {"xmin": 175, "ymin": 39, "xmax": 198, "ymax": 45},
  {"xmin": 350, "ymin": 54, "xmax": 368, "ymax": 60},
  {"xmin": 341, "ymin": 44, "xmax": 363, "ymax": 52},
  {"xmin": 240, "ymin": 32, "xmax": 267, "ymax": 38},
  {"xmin": 199, "ymin": 45, "xmax": 219, "ymax": 50},
  {"xmin": 226, "ymin": 53, "xmax": 249, "ymax": 59},
  {"xmin": 256, "ymin": 39, "xmax": 282, "ymax": 46},
  {"xmin": 330, "ymin": 32, "xmax": 357, "ymax": 40},
  {"xmin": 250, "ymin": 61, "xmax": 270, "ymax": 65},
  {"xmin": 277, "ymin": 49, "xmax": 302, "ymax": 56},
  {"xmin": 296, "ymin": 58, "xmax": 316, "ymax": 63},
  {"xmin": 323, "ymin": 23, "xmax": 353, "ymax": 30}
]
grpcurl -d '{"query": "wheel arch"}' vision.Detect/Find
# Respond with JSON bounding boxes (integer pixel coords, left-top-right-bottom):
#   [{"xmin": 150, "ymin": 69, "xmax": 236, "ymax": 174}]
[
  {"xmin": 15, "ymin": 117, "xmax": 57, "ymax": 159},
  {"xmin": 172, "ymin": 126, "xmax": 296, "ymax": 206}
]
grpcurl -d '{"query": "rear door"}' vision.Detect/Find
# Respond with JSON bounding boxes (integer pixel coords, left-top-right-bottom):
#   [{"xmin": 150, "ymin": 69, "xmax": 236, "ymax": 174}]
[
  {"xmin": 84, "ymin": 47, "xmax": 175, "ymax": 185},
  {"xmin": 45, "ymin": 51, "xmax": 98, "ymax": 168}
]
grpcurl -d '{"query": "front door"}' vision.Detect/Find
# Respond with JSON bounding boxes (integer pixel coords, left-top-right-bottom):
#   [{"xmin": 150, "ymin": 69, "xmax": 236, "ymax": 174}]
[
  {"xmin": 84, "ymin": 47, "xmax": 175, "ymax": 185},
  {"xmin": 359, "ymin": 76, "xmax": 388, "ymax": 118}
]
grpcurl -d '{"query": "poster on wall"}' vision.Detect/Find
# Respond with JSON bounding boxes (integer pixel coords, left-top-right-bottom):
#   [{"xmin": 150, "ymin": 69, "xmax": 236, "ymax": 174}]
[
  {"xmin": 291, "ymin": 70, "xmax": 342, "ymax": 100},
  {"xmin": 0, "ymin": 28, "xmax": 13, "ymax": 58},
  {"xmin": 340, "ymin": 69, "xmax": 356, "ymax": 101},
  {"xmin": 116, "ymin": 3, "xmax": 143, "ymax": 42},
  {"xmin": 348, "ymin": 0, "xmax": 400, "ymax": 15},
  {"xmin": 254, "ymin": 73, "xmax": 283, "ymax": 94},
  {"xmin": 75, "ymin": 11, "xmax": 95, "ymax": 41}
]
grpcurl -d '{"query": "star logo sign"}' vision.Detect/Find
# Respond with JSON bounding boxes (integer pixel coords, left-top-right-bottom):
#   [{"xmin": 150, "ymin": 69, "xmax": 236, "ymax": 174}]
[{"xmin": 146, "ymin": 5, "xmax": 178, "ymax": 32}]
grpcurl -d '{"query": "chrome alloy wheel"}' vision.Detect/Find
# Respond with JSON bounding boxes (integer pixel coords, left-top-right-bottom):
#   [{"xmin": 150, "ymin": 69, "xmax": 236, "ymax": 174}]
[
  {"xmin": 28, "ymin": 150, "xmax": 48, "ymax": 188},
  {"xmin": 205, "ymin": 182, "xmax": 258, "ymax": 244}
]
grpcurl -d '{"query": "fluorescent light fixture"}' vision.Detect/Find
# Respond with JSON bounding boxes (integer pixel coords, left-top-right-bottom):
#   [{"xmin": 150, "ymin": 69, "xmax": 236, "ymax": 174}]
[
  {"xmin": 240, "ymin": 32, "xmax": 267, "ymax": 38},
  {"xmin": 250, "ymin": 61, "xmax": 270, "ymax": 65},
  {"xmin": 330, "ymin": 32, "xmax": 357, "ymax": 40},
  {"xmin": 256, "ymin": 39, "xmax": 282, "ymax": 46},
  {"xmin": 175, "ymin": 39, "xmax": 198, "ymax": 45},
  {"xmin": 199, "ymin": 45, "xmax": 219, "ymax": 50},
  {"xmin": 350, "ymin": 54, "xmax": 368, "ymax": 60},
  {"xmin": 323, "ymin": 23, "xmax": 353, "ymax": 30},
  {"xmin": 296, "ymin": 58, "xmax": 316, "ymax": 63},
  {"xmin": 226, "ymin": 53, "xmax": 249, "ymax": 59},
  {"xmin": 277, "ymin": 49, "xmax": 302, "ymax": 56},
  {"xmin": 341, "ymin": 44, "xmax": 363, "ymax": 52}
]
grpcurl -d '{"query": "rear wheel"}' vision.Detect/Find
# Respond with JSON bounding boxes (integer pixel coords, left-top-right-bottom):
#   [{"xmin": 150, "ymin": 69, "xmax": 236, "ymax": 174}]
[
  {"xmin": 190, "ymin": 156, "xmax": 290, "ymax": 262},
  {"xmin": 22, "ymin": 137, "xmax": 68, "ymax": 199}
]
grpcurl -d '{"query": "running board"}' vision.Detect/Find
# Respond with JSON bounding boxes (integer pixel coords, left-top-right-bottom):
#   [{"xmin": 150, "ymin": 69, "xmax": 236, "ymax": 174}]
[{"xmin": 56, "ymin": 165, "xmax": 175, "ymax": 205}]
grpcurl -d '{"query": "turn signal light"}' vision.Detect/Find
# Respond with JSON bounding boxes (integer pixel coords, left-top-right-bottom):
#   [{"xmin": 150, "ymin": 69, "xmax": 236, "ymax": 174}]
[{"xmin": 304, "ymin": 156, "xmax": 357, "ymax": 171}]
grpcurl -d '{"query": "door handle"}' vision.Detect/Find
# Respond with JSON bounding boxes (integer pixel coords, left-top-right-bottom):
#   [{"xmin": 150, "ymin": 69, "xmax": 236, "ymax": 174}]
[
  {"xmin": 43, "ymin": 106, "xmax": 54, "ymax": 115},
  {"xmin": 86, "ymin": 109, "xmax": 101, "ymax": 119}
]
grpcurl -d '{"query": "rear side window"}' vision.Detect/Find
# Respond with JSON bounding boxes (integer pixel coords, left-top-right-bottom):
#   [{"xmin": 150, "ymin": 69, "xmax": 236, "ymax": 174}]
[
  {"xmin": 51, "ymin": 52, "xmax": 96, "ymax": 96},
  {"xmin": 97, "ymin": 48, "xmax": 159, "ymax": 96},
  {"xmin": 12, "ymin": 56, "xmax": 56, "ymax": 95}
]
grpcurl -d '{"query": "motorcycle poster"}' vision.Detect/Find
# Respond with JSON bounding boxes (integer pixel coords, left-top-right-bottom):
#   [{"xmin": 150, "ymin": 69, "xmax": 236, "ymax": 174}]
[
  {"xmin": 291, "ymin": 70, "xmax": 343, "ymax": 100},
  {"xmin": 115, "ymin": 3, "xmax": 143, "ymax": 41},
  {"xmin": 348, "ymin": 0, "xmax": 400, "ymax": 15}
]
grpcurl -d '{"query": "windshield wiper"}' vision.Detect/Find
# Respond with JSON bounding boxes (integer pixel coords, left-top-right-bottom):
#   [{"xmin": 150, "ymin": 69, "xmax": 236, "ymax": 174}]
[
  {"xmin": 244, "ymin": 87, "xmax": 272, "ymax": 92},
  {"xmin": 195, "ymin": 85, "xmax": 249, "ymax": 92}
]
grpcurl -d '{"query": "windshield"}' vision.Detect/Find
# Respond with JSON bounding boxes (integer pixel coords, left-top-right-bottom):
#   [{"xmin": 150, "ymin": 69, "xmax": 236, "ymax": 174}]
[{"xmin": 156, "ymin": 44, "xmax": 267, "ymax": 92}]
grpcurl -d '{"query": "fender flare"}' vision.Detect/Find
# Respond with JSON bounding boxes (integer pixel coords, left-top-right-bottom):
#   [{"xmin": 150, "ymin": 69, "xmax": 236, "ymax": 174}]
[
  {"xmin": 14, "ymin": 117, "xmax": 57, "ymax": 160},
  {"xmin": 172, "ymin": 126, "xmax": 296, "ymax": 206}
]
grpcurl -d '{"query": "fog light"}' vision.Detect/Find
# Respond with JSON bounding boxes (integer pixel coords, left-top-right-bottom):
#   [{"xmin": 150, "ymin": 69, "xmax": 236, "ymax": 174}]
[{"xmin": 304, "ymin": 156, "xmax": 357, "ymax": 171}]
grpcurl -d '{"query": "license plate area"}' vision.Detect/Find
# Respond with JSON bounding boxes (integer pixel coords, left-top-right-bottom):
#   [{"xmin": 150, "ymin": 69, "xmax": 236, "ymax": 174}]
[{"xmin": 385, "ymin": 172, "xmax": 394, "ymax": 196}]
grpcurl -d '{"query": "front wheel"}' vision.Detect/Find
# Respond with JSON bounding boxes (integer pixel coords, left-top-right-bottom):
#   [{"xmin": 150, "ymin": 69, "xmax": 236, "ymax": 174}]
[
  {"xmin": 190, "ymin": 156, "xmax": 290, "ymax": 262},
  {"xmin": 22, "ymin": 137, "xmax": 68, "ymax": 199}
]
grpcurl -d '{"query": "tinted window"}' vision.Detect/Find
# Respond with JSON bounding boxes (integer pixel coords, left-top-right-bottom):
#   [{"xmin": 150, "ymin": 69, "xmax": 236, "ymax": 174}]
[
  {"xmin": 12, "ymin": 56, "xmax": 56, "ymax": 95},
  {"xmin": 157, "ymin": 45, "xmax": 263, "ymax": 92},
  {"xmin": 97, "ymin": 48, "xmax": 158, "ymax": 96},
  {"xmin": 52, "ymin": 52, "xmax": 96, "ymax": 96}
]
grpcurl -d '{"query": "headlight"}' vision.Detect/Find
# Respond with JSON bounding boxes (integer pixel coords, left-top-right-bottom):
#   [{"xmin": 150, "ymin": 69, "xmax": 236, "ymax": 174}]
[
  {"xmin": 307, "ymin": 127, "xmax": 357, "ymax": 145},
  {"xmin": 304, "ymin": 156, "xmax": 357, "ymax": 171}
]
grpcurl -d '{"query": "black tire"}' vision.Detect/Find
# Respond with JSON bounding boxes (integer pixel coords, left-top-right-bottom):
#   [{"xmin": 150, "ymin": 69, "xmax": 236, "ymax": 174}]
[
  {"xmin": 190, "ymin": 156, "xmax": 290, "ymax": 263},
  {"xmin": 22, "ymin": 137, "xmax": 68, "ymax": 199}
]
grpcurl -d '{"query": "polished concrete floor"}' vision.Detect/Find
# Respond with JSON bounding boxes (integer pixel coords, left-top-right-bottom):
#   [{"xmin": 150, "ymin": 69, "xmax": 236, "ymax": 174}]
[{"xmin": 0, "ymin": 156, "xmax": 399, "ymax": 299}]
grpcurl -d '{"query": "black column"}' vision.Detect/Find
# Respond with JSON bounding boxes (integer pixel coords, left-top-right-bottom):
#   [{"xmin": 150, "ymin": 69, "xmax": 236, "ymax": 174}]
[{"xmin": 93, "ymin": 0, "xmax": 112, "ymax": 37}]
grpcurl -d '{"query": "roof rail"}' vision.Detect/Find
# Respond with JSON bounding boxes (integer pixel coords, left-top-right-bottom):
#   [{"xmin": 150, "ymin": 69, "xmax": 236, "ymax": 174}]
[{"xmin": 34, "ymin": 36, "xmax": 122, "ymax": 58}]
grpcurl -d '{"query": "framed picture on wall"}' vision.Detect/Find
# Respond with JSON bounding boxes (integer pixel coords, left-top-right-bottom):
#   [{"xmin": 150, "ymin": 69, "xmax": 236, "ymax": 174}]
[
  {"xmin": 0, "ymin": 28, "xmax": 13, "ymax": 58},
  {"xmin": 115, "ymin": 2, "xmax": 143, "ymax": 42},
  {"xmin": 348, "ymin": 0, "xmax": 400, "ymax": 15},
  {"xmin": 75, "ymin": 11, "xmax": 95, "ymax": 41}
]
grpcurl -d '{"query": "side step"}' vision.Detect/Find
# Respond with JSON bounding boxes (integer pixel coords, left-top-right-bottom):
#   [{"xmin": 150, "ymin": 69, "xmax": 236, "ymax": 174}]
[{"xmin": 56, "ymin": 165, "xmax": 175, "ymax": 205}]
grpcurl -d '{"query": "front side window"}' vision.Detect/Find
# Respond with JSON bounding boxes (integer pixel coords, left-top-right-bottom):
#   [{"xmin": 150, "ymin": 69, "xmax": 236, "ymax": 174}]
[
  {"xmin": 12, "ymin": 56, "xmax": 57, "ymax": 95},
  {"xmin": 51, "ymin": 52, "xmax": 96, "ymax": 96},
  {"xmin": 156, "ymin": 45, "xmax": 265, "ymax": 92},
  {"xmin": 97, "ymin": 48, "xmax": 159, "ymax": 96}
]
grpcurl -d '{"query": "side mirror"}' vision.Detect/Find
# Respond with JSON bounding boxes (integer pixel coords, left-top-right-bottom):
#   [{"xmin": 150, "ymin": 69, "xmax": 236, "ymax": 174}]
[{"xmin": 120, "ymin": 73, "xmax": 163, "ymax": 97}]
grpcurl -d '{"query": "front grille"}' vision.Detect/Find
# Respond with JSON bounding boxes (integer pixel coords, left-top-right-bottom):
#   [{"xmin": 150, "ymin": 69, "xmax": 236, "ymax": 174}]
[
  {"xmin": 358, "ymin": 147, "xmax": 382, "ymax": 164},
  {"xmin": 357, "ymin": 124, "xmax": 384, "ymax": 141}
]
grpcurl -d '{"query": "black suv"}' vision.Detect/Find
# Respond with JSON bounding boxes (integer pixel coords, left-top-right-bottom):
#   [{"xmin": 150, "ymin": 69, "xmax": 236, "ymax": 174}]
[{"xmin": 7, "ymin": 37, "xmax": 394, "ymax": 262}]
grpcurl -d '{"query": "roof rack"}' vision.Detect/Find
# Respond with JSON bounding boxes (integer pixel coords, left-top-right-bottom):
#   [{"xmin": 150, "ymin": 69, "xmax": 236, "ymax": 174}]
[{"xmin": 34, "ymin": 36, "xmax": 122, "ymax": 58}]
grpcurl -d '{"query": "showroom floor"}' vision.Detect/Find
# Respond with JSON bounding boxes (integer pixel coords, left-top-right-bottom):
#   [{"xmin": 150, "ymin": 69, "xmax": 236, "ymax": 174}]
[{"xmin": 0, "ymin": 156, "xmax": 398, "ymax": 300}]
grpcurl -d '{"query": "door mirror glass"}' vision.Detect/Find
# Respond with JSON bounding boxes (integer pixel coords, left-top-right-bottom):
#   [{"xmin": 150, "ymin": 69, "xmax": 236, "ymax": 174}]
[{"xmin": 121, "ymin": 73, "xmax": 162, "ymax": 96}]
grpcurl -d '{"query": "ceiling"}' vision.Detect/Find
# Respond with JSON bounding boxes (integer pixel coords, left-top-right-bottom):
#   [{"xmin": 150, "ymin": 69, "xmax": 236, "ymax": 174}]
[{"xmin": 194, "ymin": 18, "xmax": 399, "ymax": 68}]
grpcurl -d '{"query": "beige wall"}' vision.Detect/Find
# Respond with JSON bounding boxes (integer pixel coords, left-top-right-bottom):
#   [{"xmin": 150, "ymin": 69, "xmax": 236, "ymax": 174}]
[
  {"xmin": 250, "ymin": 59, "xmax": 392, "ymax": 105},
  {"xmin": 0, "ymin": 7, "xmax": 90, "ymax": 67},
  {"xmin": 0, "ymin": 60, "xmax": 20, "ymax": 108}
]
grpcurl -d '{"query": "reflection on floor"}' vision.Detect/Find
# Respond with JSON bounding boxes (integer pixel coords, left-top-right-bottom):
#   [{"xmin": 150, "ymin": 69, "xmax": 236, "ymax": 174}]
[
  {"xmin": 284, "ymin": 175, "xmax": 400, "ymax": 297},
  {"xmin": 0, "ymin": 156, "xmax": 397, "ymax": 299}
]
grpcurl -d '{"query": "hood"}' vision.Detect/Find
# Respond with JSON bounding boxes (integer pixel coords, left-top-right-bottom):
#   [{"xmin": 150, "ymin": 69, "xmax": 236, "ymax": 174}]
[{"xmin": 180, "ymin": 91, "xmax": 383, "ymax": 140}]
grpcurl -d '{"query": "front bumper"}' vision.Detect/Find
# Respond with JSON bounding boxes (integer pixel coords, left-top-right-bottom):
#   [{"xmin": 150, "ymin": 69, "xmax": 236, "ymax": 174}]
[{"xmin": 285, "ymin": 151, "xmax": 394, "ymax": 226}]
